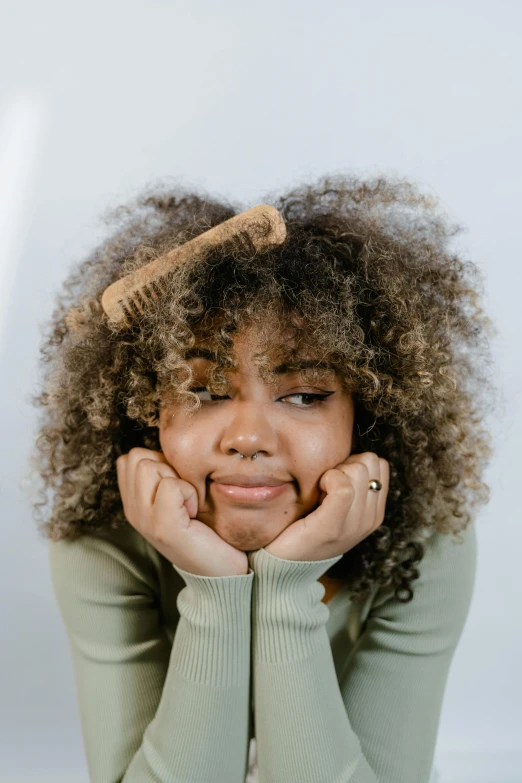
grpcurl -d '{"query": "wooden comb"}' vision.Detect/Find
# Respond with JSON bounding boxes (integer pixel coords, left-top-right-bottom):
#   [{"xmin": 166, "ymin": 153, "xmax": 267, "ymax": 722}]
[{"xmin": 95, "ymin": 203, "xmax": 286, "ymax": 330}]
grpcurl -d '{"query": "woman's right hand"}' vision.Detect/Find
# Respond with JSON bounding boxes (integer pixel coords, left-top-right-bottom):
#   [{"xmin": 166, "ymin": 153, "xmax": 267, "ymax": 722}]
[{"xmin": 116, "ymin": 447, "xmax": 249, "ymax": 577}]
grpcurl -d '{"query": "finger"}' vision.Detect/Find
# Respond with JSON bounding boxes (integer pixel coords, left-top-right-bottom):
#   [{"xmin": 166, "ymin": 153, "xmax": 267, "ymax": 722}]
[
  {"xmin": 336, "ymin": 460, "xmax": 372, "ymax": 529},
  {"xmin": 115, "ymin": 454, "xmax": 130, "ymax": 512},
  {"xmin": 115, "ymin": 453, "xmax": 126, "ymax": 492},
  {"xmin": 124, "ymin": 448, "xmax": 178, "ymax": 506},
  {"xmin": 117, "ymin": 448, "xmax": 170, "ymax": 504},
  {"xmin": 134, "ymin": 459, "xmax": 180, "ymax": 518},
  {"xmin": 315, "ymin": 469, "xmax": 358, "ymax": 538},
  {"xmin": 142, "ymin": 448, "xmax": 172, "ymax": 465},
  {"xmin": 375, "ymin": 458, "xmax": 390, "ymax": 525},
  {"xmin": 154, "ymin": 476, "xmax": 198, "ymax": 534},
  {"xmin": 341, "ymin": 453, "xmax": 383, "ymax": 527},
  {"xmin": 126, "ymin": 446, "xmax": 176, "ymax": 472}
]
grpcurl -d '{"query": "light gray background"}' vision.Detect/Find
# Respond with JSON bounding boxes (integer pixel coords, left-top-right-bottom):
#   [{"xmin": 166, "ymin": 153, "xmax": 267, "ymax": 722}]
[{"xmin": 1, "ymin": 1, "xmax": 520, "ymax": 781}]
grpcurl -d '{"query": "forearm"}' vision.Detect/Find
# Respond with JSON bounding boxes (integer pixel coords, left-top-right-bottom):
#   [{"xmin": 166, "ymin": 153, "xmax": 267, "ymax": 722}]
[
  {"xmin": 250, "ymin": 548, "xmax": 378, "ymax": 783},
  {"xmin": 124, "ymin": 567, "xmax": 254, "ymax": 783}
]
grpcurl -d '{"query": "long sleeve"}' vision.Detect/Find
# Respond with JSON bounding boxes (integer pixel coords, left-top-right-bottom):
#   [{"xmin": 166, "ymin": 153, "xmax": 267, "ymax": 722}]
[
  {"xmin": 248, "ymin": 521, "xmax": 477, "ymax": 783},
  {"xmin": 49, "ymin": 525, "xmax": 254, "ymax": 783}
]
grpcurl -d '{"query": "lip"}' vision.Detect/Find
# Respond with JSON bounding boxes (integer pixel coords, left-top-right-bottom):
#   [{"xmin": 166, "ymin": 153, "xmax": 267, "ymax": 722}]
[
  {"xmin": 211, "ymin": 481, "xmax": 292, "ymax": 502},
  {"xmin": 210, "ymin": 473, "xmax": 291, "ymax": 487}
]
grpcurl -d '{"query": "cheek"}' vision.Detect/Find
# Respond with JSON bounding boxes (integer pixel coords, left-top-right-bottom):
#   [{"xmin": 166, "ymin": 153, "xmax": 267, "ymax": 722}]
[
  {"xmin": 299, "ymin": 423, "xmax": 351, "ymax": 464},
  {"xmin": 294, "ymin": 419, "xmax": 353, "ymax": 485},
  {"xmin": 159, "ymin": 417, "xmax": 208, "ymax": 473}
]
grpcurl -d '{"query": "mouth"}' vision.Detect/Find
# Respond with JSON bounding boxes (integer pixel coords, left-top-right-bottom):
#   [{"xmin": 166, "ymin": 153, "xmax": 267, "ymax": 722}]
[
  {"xmin": 210, "ymin": 472, "xmax": 291, "ymax": 487},
  {"xmin": 209, "ymin": 480, "xmax": 293, "ymax": 502}
]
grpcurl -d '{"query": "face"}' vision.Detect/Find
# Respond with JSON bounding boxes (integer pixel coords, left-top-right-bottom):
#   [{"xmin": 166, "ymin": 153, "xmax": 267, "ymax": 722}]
[{"xmin": 158, "ymin": 326, "xmax": 355, "ymax": 552}]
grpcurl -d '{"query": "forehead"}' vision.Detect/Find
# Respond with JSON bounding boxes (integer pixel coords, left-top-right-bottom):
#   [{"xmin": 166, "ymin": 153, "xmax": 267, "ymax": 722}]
[{"xmin": 183, "ymin": 346, "xmax": 337, "ymax": 376}]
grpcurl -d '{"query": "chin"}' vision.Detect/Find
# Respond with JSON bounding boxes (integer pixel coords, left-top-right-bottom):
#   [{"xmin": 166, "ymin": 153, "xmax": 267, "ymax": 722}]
[
  {"xmin": 209, "ymin": 517, "xmax": 281, "ymax": 553},
  {"xmin": 222, "ymin": 528, "xmax": 275, "ymax": 553}
]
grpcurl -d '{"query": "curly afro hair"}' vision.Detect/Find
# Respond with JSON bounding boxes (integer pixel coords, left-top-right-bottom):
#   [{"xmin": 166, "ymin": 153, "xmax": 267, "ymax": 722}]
[{"xmin": 25, "ymin": 173, "xmax": 496, "ymax": 604}]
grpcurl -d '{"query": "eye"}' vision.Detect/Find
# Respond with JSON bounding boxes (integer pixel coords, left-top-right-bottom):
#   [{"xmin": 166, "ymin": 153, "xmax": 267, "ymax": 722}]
[
  {"xmin": 280, "ymin": 392, "xmax": 333, "ymax": 407},
  {"xmin": 189, "ymin": 387, "xmax": 229, "ymax": 402},
  {"xmin": 188, "ymin": 387, "xmax": 333, "ymax": 407}
]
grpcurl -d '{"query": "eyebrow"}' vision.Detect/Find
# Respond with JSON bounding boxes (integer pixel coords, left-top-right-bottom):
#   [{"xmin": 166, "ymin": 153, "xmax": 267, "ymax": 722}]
[{"xmin": 183, "ymin": 347, "xmax": 336, "ymax": 374}]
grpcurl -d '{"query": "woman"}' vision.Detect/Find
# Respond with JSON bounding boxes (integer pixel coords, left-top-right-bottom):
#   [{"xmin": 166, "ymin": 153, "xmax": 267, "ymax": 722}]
[{"xmin": 28, "ymin": 173, "xmax": 493, "ymax": 782}]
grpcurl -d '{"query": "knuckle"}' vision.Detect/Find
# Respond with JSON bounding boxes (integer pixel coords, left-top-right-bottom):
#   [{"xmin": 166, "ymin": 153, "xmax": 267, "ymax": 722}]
[
  {"xmin": 160, "ymin": 474, "xmax": 179, "ymax": 488},
  {"xmin": 349, "ymin": 462, "xmax": 369, "ymax": 478},
  {"xmin": 357, "ymin": 451, "xmax": 377, "ymax": 462},
  {"xmin": 136, "ymin": 457, "xmax": 162, "ymax": 474},
  {"xmin": 339, "ymin": 481, "xmax": 356, "ymax": 496},
  {"xmin": 129, "ymin": 446, "xmax": 149, "ymax": 456},
  {"xmin": 156, "ymin": 476, "xmax": 181, "ymax": 502}
]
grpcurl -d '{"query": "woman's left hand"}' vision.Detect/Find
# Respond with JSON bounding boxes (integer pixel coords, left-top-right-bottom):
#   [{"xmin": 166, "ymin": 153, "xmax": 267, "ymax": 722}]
[{"xmin": 264, "ymin": 452, "xmax": 390, "ymax": 562}]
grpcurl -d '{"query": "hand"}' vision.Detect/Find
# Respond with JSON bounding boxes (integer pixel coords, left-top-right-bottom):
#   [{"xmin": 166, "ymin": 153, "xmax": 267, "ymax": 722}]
[
  {"xmin": 264, "ymin": 452, "xmax": 390, "ymax": 562},
  {"xmin": 116, "ymin": 447, "xmax": 249, "ymax": 577}
]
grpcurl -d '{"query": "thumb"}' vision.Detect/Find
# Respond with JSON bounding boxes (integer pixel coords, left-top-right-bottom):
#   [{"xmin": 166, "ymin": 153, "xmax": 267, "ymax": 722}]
[
  {"xmin": 178, "ymin": 480, "xmax": 198, "ymax": 519},
  {"xmin": 316, "ymin": 468, "xmax": 355, "ymax": 517},
  {"xmin": 158, "ymin": 477, "xmax": 198, "ymax": 523}
]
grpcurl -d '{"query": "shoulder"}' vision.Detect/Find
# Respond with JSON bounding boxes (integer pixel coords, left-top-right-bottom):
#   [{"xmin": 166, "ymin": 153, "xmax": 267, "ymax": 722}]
[
  {"xmin": 419, "ymin": 521, "xmax": 477, "ymax": 600},
  {"xmin": 369, "ymin": 522, "xmax": 478, "ymax": 652},
  {"xmin": 48, "ymin": 523, "xmax": 159, "ymax": 600}
]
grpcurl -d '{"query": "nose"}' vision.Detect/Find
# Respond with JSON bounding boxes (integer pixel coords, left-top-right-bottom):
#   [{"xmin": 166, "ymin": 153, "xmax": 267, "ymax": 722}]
[{"xmin": 219, "ymin": 401, "xmax": 277, "ymax": 460}]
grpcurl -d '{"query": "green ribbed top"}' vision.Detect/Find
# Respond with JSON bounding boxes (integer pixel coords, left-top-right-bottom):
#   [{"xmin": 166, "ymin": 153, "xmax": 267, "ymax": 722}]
[{"xmin": 49, "ymin": 520, "xmax": 476, "ymax": 782}]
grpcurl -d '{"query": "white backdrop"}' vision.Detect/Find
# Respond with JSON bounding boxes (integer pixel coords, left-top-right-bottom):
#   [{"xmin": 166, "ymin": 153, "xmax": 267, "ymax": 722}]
[{"xmin": 1, "ymin": 1, "xmax": 520, "ymax": 781}]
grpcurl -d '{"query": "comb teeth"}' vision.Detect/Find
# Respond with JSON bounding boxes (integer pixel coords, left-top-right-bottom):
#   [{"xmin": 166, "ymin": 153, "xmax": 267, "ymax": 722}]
[
  {"xmin": 120, "ymin": 298, "xmax": 139, "ymax": 326},
  {"xmin": 149, "ymin": 279, "xmax": 165, "ymax": 299},
  {"xmin": 133, "ymin": 287, "xmax": 150, "ymax": 312},
  {"xmin": 96, "ymin": 203, "xmax": 286, "ymax": 329},
  {"xmin": 116, "ymin": 277, "xmax": 169, "ymax": 327}
]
